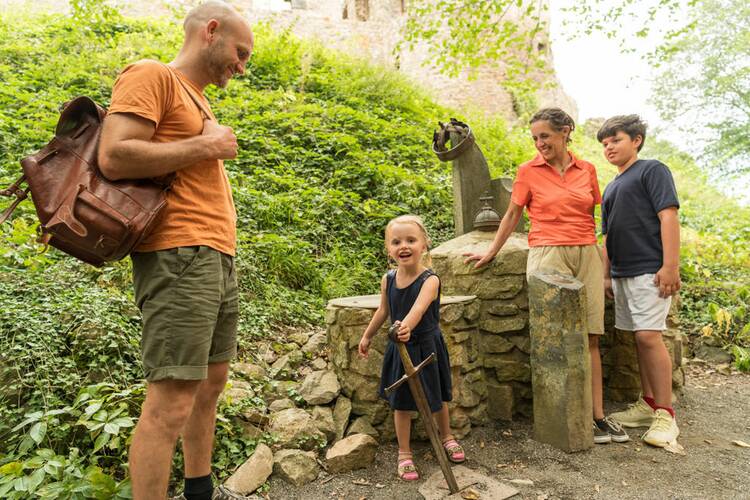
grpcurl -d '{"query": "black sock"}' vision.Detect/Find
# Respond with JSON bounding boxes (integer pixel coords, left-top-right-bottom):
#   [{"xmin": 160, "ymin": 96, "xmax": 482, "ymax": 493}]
[
  {"xmin": 184, "ymin": 474, "xmax": 213, "ymax": 500},
  {"xmin": 595, "ymin": 418, "xmax": 607, "ymax": 431}
]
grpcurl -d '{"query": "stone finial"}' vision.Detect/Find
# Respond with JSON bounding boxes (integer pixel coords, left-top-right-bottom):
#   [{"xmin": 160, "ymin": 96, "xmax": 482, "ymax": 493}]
[{"xmin": 473, "ymin": 192, "xmax": 501, "ymax": 231}]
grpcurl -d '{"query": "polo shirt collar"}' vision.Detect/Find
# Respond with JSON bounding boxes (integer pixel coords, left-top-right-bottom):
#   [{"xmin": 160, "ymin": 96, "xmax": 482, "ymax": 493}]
[{"xmin": 530, "ymin": 151, "xmax": 583, "ymax": 170}]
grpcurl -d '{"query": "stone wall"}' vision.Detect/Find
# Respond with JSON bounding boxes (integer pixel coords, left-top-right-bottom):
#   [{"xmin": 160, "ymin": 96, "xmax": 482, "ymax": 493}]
[
  {"xmin": 327, "ymin": 230, "xmax": 686, "ymax": 441},
  {"xmin": 431, "ymin": 231, "xmax": 534, "ymax": 420},
  {"xmin": 326, "ymin": 294, "xmax": 484, "ymax": 440}
]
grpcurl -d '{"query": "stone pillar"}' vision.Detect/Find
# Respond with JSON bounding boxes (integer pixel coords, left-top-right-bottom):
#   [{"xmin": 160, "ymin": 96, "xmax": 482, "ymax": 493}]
[{"xmin": 527, "ymin": 271, "xmax": 593, "ymax": 452}]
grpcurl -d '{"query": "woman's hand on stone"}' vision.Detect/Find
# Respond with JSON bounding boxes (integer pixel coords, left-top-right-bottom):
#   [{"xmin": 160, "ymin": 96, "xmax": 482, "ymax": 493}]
[
  {"xmin": 462, "ymin": 252, "xmax": 494, "ymax": 269},
  {"xmin": 358, "ymin": 336, "xmax": 371, "ymax": 358}
]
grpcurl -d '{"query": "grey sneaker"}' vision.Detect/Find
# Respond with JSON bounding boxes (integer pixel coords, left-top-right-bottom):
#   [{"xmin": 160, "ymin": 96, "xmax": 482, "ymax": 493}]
[
  {"xmin": 600, "ymin": 416, "xmax": 631, "ymax": 443},
  {"xmin": 593, "ymin": 421, "xmax": 611, "ymax": 444}
]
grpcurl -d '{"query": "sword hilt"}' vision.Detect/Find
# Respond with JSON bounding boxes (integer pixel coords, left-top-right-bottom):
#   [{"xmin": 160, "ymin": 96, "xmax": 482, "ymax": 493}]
[{"xmin": 383, "ymin": 351, "xmax": 436, "ymax": 396}]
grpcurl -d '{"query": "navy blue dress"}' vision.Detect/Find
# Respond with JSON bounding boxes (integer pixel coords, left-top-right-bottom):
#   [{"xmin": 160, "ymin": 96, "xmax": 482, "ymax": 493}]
[{"xmin": 378, "ymin": 269, "xmax": 452, "ymax": 412}]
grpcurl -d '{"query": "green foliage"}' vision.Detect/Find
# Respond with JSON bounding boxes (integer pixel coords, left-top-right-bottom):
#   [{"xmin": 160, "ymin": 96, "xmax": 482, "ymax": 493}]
[
  {"xmin": 565, "ymin": 0, "xmax": 750, "ymax": 175},
  {"xmin": 1, "ymin": 2, "xmax": 748, "ymax": 496},
  {"xmin": 402, "ymin": 0, "xmax": 549, "ymax": 118},
  {"xmin": 651, "ymin": 0, "xmax": 750, "ymax": 175},
  {"xmin": 698, "ymin": 289, "xmax": 750, "ymax": 371}
]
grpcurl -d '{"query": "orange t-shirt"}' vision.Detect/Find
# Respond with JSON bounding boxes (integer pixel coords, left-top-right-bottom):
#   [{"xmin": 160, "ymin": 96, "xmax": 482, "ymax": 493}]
[
  {"xmin": 108, "ymin": 59, "xmax": 237, "ymax": 255},
  {"xmin": 511, "ymin": 152, "xmax": 601, "ymax": 247}
]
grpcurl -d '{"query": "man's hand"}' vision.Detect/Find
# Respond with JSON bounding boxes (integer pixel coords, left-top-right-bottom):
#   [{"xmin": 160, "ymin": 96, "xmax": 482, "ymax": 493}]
[
  {"xmin": 654, "ymin": 266, "xmax": 680, "ymax": 298},
  {"xmin": 604, "ymin": 277, "xmax": 614, "ymax": 300},
  {"xmin": 463, "ymin": 252, "xmax": 495, "ymax": 269},
  {"xmin": 202, "ymin": 119, "xmax": 238, "ymax": 160}
]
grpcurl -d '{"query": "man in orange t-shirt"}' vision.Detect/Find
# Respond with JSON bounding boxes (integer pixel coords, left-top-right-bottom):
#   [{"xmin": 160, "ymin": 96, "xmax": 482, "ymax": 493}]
[
  {"xmin": 464, "ymin": 108, "xmax": 631, "ymax": 446},
  {"xmin": 98, "ymin": 2, "xmax": 253, "ymax": 499}
]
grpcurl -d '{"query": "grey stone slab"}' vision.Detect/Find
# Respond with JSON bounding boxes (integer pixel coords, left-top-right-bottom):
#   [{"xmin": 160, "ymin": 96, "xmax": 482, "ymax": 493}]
[{"xmin": 419, "ymin": 465, "xmax": 519, "ymax": 500}]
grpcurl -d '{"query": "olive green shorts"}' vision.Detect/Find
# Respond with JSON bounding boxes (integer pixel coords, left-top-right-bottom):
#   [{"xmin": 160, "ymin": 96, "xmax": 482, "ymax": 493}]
[{"xmin": 131, "ymin": 246, "xmax": 238, "ymax": 381}]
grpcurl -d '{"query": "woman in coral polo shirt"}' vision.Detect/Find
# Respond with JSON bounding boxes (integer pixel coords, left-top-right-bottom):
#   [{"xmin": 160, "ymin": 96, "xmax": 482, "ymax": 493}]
[{"xmin": 464, "ymin": 107, "xmax": 629, "ymax": 445}]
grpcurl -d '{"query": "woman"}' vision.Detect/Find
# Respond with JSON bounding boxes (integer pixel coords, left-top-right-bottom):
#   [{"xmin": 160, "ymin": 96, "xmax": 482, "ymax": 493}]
[{"xmin": 464, "ymin": 108, "xmax": 628, "ymax": 445}]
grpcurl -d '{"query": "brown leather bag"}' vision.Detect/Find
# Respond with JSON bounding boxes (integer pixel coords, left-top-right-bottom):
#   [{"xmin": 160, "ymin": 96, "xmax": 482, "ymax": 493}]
[{"xmin": 0, "ymin": 96, "xmax": 171, "ymax": 267}]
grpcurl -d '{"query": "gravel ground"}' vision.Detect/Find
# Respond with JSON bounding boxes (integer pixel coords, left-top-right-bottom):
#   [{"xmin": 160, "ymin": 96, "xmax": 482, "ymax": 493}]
[{"xmin": 266, "ymin": 364, "xmax": 750, "ymax": 500}]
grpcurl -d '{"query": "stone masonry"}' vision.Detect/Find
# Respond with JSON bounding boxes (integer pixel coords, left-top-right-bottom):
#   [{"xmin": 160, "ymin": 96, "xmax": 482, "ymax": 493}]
[{"xmin": 326, "ymin": 294, "xmax": 482, "ymax": 441}]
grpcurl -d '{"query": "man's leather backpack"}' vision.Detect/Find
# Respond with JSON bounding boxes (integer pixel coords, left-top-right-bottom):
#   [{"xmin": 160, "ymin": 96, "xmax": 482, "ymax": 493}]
[{"xmin": 0, "ymin": 96, "xmax": 171, "ymax": 267}]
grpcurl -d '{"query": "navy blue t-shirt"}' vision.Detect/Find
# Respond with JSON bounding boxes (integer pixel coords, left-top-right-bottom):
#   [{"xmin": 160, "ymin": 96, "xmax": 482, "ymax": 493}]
[{"xmin": 601, "ymin": 159, "xmax": 680, "ymax": 278}]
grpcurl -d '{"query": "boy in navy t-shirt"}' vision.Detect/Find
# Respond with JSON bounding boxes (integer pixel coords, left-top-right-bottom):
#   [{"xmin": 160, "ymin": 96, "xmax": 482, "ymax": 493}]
[{"xmin": 597, "ymin": 115, "xmax": 681, "ymax": 447}]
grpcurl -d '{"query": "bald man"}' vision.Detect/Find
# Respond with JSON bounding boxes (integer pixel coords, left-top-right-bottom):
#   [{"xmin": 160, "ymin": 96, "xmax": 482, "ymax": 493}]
[{"xmin": 98, "ymin": 2, "xmax": 253, "ymax": 499}]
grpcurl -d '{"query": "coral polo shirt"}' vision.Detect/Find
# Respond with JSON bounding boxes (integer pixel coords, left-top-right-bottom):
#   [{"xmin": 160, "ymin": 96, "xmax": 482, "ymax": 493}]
[{"xmin": 511, "ymin": 152, "xmax": 601, "ymax": 247}]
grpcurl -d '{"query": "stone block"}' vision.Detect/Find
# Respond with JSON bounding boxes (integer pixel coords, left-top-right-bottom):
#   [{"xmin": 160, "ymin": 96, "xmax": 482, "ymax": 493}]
[
  {"xmin": 494, "ymin": 360, "xmax": 531, "ymax": 383},
  {"xmin": 460, "ymin": 275, "xmax": 525, "ymax": 300},
  {"xmin": 346, "ymin": 415, "xmax": 379, "ymax": 439},
  {"xmin": 325, "ymin": 434, "xmax": 378, "ymax": 473},
  {"xmin": 224, "ymin": 444, "xmax": 273, "ymax": 494},
  {"xmin": 485, "ymin": 302, "xmax": 520, "ymax": 317},
  {"xmin": 350, "ymin": 399, "xmax": 389, "ymax": 425},
  {"xmin": 479, "ymin": 315, "xmax": 527, "ymax": 334},
  {"xmin": 333, "ymin": 395, "xmax": 352, "ymax": 442},
  {"xmin": 528, "ymin": 271, "xmax": 593, "ymax": 452},
  {"xmin": 273, "ymin": 449, "xmax": 319, "ymax": 487},
  {"xmin": 486, "ymin": 382, "xmax": 514, "ymax": 421},
  {"xmin": 607, "ymin": 370, "xmax": 642, "ymax": 390},
  {"xmin": 453, "ymin": 372, "xmax": 486, "ymax": 408},
  {"xmin": 338, "ymin": 308, "xmax": 373, "ymax": 326},
  {"xmin": 299, "ymin": 370, "xmax": 341, "ymax": 405},
  {"xmin": 509, "ymin": 335, "xmax": 531, "ymax": 354},
  {"xmin": 348, "ymin": 350, "xmax": 382, "ymax": 378},
  {"xmin": 448, "ymin": 330, "xmax": 472, "ymax": 343},
  {"xmin": 481, "ymin": 334, "xmax": 515, "ymax": 353},
  {"xmin": 490, "ymin": 247, "xmax": 529, "ymax": 275},
  {"xmin": 325, "ymin": 305, "xmax": 338, "ymax": 324},
  {"xmin": 465, "ymin": 401, "xmax": 489, "ymax": 425},
  {"xmin": 464, "ymin": 300, "xmax": 480, "ymax": 321},
  {"xmin": 440, "ymin": 303, "xmax": 464, "ymax": 323}
]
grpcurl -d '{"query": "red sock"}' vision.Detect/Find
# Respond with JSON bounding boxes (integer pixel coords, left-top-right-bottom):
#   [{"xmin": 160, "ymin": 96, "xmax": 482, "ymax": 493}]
[
  {"xmin": 643, "ymin": 396, "xmax": 657, "ymax": 410},
  {"xmin": 654, "ymin": 405, "xmax": 675, "ymax": 418}
]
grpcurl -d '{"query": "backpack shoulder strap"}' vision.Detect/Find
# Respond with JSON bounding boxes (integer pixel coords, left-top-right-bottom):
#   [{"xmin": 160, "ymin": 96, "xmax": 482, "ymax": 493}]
[{"xmin": 164, "ymin": 64, "xmax": 215, "ymax": 121}]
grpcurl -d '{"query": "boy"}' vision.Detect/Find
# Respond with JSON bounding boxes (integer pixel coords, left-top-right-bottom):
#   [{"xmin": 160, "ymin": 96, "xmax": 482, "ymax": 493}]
[{"xmin": 597, "ymin": 115, "xmax": 681, "ymax": 447}]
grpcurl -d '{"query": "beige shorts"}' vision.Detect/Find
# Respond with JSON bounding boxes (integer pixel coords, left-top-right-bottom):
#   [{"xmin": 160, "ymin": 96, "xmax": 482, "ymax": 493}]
[
  {"xmin": 612, "ymin": 273, "xmax": 672, "ymax": 331},
  {"xmin": 527, "ymin": 245, "xmax": 605, "ymax": 335}
]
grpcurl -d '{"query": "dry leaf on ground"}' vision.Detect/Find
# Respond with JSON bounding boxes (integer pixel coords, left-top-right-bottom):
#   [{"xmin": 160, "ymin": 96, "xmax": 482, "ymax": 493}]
[
  {"xmin": 460, "ymin": 487, "xmax": 481, "ymax": 500},
  {"xmin": 664, "ymin": 440, "xmax": 687, "ymax": 455},
  {"xmin": 732, "ymin": 440, "xmax": 750, "ymax": 448}
]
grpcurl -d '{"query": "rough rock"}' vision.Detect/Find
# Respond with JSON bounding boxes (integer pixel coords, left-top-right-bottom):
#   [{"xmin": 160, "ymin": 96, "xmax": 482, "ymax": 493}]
[
  {"xmin": 332, "ymin": 395, "xmax": 352, "ymax": 441},
  {"xmin": 302, "ymin": 332, "xmax": 328, "ymax": 354},
  {"xmin": 345, "ymin": 416, "xmax": 378, "ymax": 439},
  {"xmin": 268, "ymin": 408, "xmax": 325, "ymax": 450},
  {"xmin": 272, "ymin": 449, "xmax": 319, "ymax": 486},
  {"xmin": 224, "ymin": 443, "xmax": 273, "ymax": 494},
  {"xmin": 311, "ymin": 405, "xmax": 336, "ymax": 443},
  {"xmin": 299, "ymin": 370, "xmax": 341, "ymax": 405},
  {"xmin": 325, "ymin": 433, "xmax": 378, "ymax": 473}
]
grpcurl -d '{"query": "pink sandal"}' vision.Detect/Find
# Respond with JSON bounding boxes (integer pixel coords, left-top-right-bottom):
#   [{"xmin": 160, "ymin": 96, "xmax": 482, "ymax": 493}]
[
  {"xmin": 442, "ymin": 438, "xmax": 466, "ymax": 463},
  {"xmin": 397, "ymin": 457, "xmax": 419, "ymax": 481}
]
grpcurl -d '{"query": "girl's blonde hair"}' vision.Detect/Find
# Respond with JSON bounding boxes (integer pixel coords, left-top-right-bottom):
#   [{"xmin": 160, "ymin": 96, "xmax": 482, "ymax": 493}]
[{"xmin": 384, "ymin": 214, "xmax": 433, "ymax": 268}]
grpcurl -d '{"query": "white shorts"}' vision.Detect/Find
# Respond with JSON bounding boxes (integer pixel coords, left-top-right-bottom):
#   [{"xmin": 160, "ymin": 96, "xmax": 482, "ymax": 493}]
[{"xmin": 612, "ymin": 273, "xmax": 672, "ymax": 331}]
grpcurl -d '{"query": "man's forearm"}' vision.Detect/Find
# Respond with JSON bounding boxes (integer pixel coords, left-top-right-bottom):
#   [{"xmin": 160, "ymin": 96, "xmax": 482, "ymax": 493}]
[{"xmin": 101, "ymin": 135, "xmax": 216, "ymax": 180}]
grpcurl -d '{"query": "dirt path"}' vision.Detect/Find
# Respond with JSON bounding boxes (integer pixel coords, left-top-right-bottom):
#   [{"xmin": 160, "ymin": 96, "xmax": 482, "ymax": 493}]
[{"xmin": 267, "ymin": 364, "xmax": 750, "ymax": 500}]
